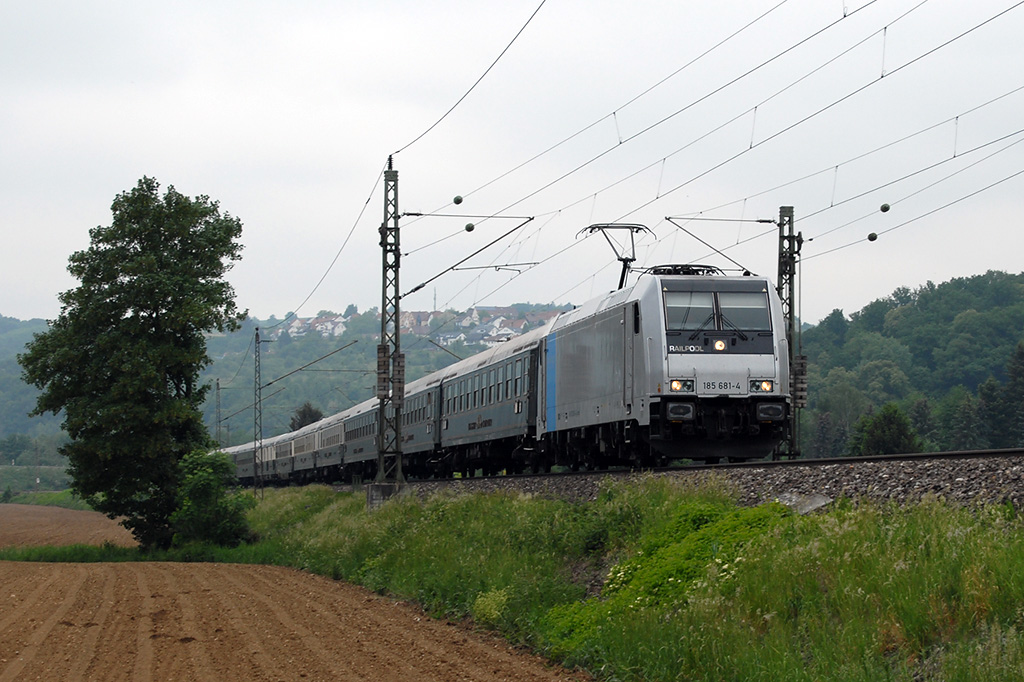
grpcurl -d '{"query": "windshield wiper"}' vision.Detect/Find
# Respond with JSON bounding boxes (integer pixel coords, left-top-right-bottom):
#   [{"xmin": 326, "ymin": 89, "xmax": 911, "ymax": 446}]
[
  {"xmin": 720, "ymin": 314, "xmax": 748, "ymax": 340},
  {"xmin": 687, "ymin": 313, "xmax": 716, "ymax": 340}
]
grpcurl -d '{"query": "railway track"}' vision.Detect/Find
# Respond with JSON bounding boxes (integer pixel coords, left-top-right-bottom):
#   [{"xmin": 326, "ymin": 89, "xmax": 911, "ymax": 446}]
[{"xmin": 355, "ymin": 448, "xmax": 1024, "ymax": 511}]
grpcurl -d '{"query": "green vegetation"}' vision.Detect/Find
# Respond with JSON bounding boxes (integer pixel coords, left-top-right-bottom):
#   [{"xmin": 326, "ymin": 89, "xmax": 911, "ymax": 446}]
[
  {"xmin": 17, "ymin": 177, "xmax": 246, "ymax": 549},
  {"xmin": 803, "ymin": 270, "xmax": 1024, "ymax": 457},
  {"xmin": 289, "ymin": 401, "xmax": 324, "ymax": 431},
  {"xmin": 0, "ymin": 542, "xmax": 142, "ymax": 563},
  {"xmin": 3, "ymin": 489, "xmax": 92, "ymax": 509},
  {"xmin": 0, "ymin": 466, "xmax": 70, "ymax": 493},
  {"xmin": 169, "ymin": 450, "xmax": 256, "ymax": 547},
  {"xmin": 7, "ymin": 478, "xmax": 1024, "ymax": 679},
  {"xmin": 0, "ymin": 315, "xmax": 57, "ymax": 438}
]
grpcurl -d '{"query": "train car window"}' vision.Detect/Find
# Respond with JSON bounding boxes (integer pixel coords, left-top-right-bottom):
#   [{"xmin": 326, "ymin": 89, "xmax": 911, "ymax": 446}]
[
  {"xmin": 514, "ymin": 359, "xmax": 522, "ymax": 396},
  {"xmin": 505, "ymin": 363, "xmax": 512, "ymax": 399},
  {"xmin": 633, "ymin": 301, "xmax": 641, "ymax": 334},
  {"xmin": 718, "ymin": 292, "xmax": 771, "ymax": 330},
  {"xmin": 664, "ymin": 291, "xmax": 715, "ymax": 331},
  {"xmin": 488, "ymin": 369, "xmax": 495, "ymax": 404},
  {"xmin": 497, "ymin": 366, "xmax": 504, "ymax": 402}
]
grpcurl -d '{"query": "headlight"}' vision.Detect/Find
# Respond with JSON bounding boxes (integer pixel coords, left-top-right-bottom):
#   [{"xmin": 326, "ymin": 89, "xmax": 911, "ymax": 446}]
[
  {"xmin": 749, "ymin": 380, "xmax": 773, "ymax": 393},
  {"xmin": 713, "ymin": 340, "xmax": 726, "ymax": 351},
  {"xmin": 670, "ymin": 379, "xmax": 694, "ymax": 392}
]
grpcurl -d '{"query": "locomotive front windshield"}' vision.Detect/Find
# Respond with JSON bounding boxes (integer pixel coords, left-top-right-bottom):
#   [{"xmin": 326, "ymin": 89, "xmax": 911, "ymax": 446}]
[
  {"xmin": 718, "ymin": 292, "xmax": 771, "ymax": 330},
  {"xmin": 664, "ymin": 291, "xmax": 715, "ymax": 330},
  {"xmin": 664, "ymin": 289, "xmax": 771, "ymax": 331}
]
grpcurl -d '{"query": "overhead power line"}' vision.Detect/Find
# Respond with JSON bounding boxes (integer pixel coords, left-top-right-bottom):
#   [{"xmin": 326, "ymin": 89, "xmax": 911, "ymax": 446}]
[
  {"xmin": 449, "ymin": 0, "xmax": 885, "ymax": 226},
  {"xmin": 804, "ymin": 165, "xmax": 1024, "ymax": 262},
  {"xmin": 676, "ymin": 83, "xmax": 1024, "ymax": 223},
  {"xmin": 393, "ymin": 0, "xmax": 548, "ymax": 156},
  {"xmin": 613, "ymin": 1, "xmax": 1024, "ymax": 224},
  {"xmin": 441, "ymin": 0, "xmax": 794, "ymax": 209}
]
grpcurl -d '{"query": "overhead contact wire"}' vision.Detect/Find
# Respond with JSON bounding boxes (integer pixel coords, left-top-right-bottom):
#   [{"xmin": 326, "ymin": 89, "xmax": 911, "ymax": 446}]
[
  {"xmin": 393, "ymin": 0, "xmax": 548, "ymax": 156},
  {"xmin": 803, "ymin": 166, "xmax": 1024, "ymax": 261},
  {"xmin": 615, "ymin": 1, "xmax": 1024, "ymax": 223}
]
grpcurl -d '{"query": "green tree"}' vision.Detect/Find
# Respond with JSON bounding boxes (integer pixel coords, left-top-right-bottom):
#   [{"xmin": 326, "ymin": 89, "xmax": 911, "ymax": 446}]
[
  {"xmin": 1005, "ymin": 342, "xmax": 1024, "ymax": 447},
  {"xmin": 0, "ymin": 434, "xmax": 32, "ymax": 464},
  {"xmin": 940, "ymin": 388, "xmax": 988, "ymax": 451},
  {"xmin": 170, "ymin": 449, "xmax": 255, "ymax": 547},
  {"xmin": 858, "ymin": 359, "xmax": 912, "ymax": 405},
  {"xmin": 816, "ymin": 368, "xmax": 869, "ymax": 433},
  {"xmin": 906, "ymin": 396, "xmax": 937, "ymax": 449},
  {"xmin": 848, "ymin": 296, "xmax": 896, "ymax": 334},
  {"xmin": 849, "ymin": 403, "xmax": 923, "ymax": 456},
  {"xmin": 290, "ymin": 401, "xmax": 324, "ymax": 431},
  {"xmin": 808, "ymin": 411, "xmax": 848, "ymax": 458},
  {"xmin": 18, "ymin": 177, "xmax": 245, "ymax": 549},
  {"xmin": 977, "ymin": 376, "xmax": 1008, "ymax": 448}
]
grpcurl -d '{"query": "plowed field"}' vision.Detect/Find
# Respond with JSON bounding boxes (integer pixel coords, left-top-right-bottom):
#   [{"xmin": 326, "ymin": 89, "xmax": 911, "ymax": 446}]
[{"xmin": 0, "ymin": 505, "xmax": 589, "ymax": 681}]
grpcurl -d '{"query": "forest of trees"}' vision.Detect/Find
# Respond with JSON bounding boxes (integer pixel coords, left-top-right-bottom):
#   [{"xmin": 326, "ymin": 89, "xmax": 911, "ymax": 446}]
[{"xmin": 802, "ymin": 270, "xmax": 1024, "ymax": 456}]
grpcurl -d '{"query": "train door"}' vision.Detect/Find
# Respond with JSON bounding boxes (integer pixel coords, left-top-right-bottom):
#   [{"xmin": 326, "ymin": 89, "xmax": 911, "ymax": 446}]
[
  {"xmin": 527, "ymin": 349, "xmax": 539, "ymax": 436},
  {"xmin": 623, "ymin": 302, "xmax": 638, "ymax": 414}
]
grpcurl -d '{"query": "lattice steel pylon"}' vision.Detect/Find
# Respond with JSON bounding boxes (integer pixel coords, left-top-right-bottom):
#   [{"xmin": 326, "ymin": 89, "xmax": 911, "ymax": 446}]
[
  {"xmin": 376, "ymin": 157, "xmax": 405, "ymax": 484},
  {"xmin": 253, "ymin": 327, "xmax": 264, "ymax": 494},
  {"xmin": 776, "ymin": 206, "xmax": 806, "ymax": 458}
]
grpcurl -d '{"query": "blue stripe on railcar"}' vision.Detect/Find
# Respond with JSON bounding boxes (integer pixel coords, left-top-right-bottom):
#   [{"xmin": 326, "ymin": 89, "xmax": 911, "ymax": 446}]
[{"xmin": 546, "ymin": 332, "xmax": 557, "ymax": 429}]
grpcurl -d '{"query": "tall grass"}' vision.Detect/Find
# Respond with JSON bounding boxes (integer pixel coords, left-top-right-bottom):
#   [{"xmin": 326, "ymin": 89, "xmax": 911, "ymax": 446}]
[{"xmin": 550, "ymin": 495, "xmax": 1024, "ymax": 681}]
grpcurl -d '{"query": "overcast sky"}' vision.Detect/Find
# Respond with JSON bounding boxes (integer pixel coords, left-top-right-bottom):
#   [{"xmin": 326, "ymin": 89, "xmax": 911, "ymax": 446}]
[{"xmin": 3, "ymin": 0, "xmax": 1023, "ymax": 327}]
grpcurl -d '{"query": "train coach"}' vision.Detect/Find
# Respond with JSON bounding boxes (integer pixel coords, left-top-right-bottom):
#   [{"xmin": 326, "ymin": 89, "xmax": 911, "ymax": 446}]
[{"xmin": 223, "ymin": 264, "xmax": 791, "ymax": 483}]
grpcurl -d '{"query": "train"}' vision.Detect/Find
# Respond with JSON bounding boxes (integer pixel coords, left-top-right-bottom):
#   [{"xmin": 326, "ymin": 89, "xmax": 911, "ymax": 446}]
[{"xmin": 223, "ymin": 264, "xmax": 792, "ymax": 484}]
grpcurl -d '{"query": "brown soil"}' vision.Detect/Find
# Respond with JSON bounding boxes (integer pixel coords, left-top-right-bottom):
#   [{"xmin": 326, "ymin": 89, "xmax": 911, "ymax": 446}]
[
  {"xmin": 0, "ymin": 504, "xmax": 590, "ymax": 681},
  {"xmin": 0, "ymin": 503, "xmax": 137, "ymax": 548}
]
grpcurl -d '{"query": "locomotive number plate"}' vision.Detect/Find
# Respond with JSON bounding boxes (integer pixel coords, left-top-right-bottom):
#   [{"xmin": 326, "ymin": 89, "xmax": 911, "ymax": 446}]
[{"xmin": 701, "ymin": 379, "xmax": 743, "ymax": 394}]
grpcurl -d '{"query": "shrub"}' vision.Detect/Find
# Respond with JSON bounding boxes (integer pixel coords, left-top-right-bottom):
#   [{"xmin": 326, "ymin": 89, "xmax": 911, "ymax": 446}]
[{"xmin": 170, "ymin": 449, "xmax": 255, "ymax": 547}]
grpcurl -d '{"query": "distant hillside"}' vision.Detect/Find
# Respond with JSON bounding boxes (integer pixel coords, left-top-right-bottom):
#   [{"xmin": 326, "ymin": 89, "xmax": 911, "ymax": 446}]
[
  {"xmin": 0, "ymin": 315, "xmax": 58, "ymax": 438},
  {"xmin": 800, "ymin": 270, "xmax": 1024, "ymax": 456},
  {"xmin": 201, "ymin": 303, "xmax": 571, "ymax": 445}
]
